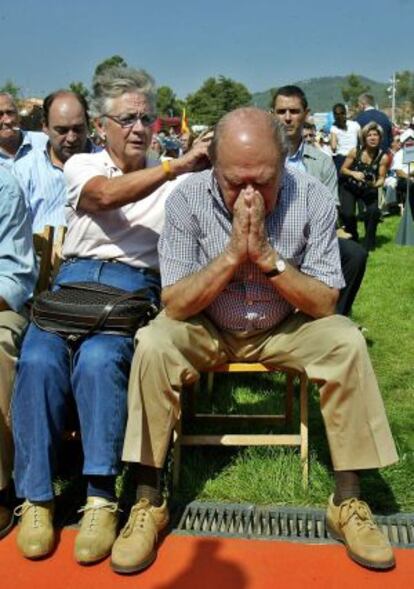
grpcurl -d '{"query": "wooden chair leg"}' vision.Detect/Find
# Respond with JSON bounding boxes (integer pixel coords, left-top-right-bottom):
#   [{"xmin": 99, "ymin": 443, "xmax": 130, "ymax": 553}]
[
  {"xmin": 206, "ymin": 372, "xmax": 214, "ymax": 403},
  {"xmin": 285, "ymin": 373, "xmax": 294, "ymax": 427},
  {"xmin": 300, "ymin": 373, "xmax": 309, "ymax": 489}
]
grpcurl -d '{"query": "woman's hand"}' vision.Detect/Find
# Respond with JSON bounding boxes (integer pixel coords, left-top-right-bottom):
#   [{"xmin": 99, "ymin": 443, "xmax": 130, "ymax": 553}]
[{"xmin": 352, "ymin": 171, "xmax": 365, "ymax": 182}]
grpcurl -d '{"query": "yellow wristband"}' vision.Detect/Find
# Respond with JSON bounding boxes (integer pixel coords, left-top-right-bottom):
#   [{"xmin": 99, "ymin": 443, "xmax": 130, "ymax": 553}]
[{"xmin": 161, "ymin": 159, "xmax": 176, "ymax": 180}]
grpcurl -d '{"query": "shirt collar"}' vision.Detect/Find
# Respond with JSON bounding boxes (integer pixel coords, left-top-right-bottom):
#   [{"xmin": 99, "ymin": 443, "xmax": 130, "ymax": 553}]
[
  {"xmin": 288, "ymin": 140, "xmax": 305, "ymax": 163},
  {"xmin": 43, "ymin": 138, "xmax": 100, "ymax": 168}
]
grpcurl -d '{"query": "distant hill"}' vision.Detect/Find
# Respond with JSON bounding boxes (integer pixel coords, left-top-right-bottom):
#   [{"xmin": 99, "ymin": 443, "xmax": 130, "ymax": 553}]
[{"xmin": 252, "ymin": 76, "xmax": 389, "ymax": 112}]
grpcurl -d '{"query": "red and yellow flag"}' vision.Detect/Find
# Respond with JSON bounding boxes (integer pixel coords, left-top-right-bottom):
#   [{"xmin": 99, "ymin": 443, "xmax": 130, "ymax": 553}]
[{"xmin": 181, "ymin": 108, "xmax": 190, "ymax": 134}]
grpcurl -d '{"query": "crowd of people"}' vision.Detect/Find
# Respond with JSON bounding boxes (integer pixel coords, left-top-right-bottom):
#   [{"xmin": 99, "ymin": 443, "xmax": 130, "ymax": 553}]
[
  {"xmin": 303, "ymin": 95, "xmax": 414, "ymax": 249},
  {"xmin": 0, "ymin": 70, "xmax": 407, "ymax": 576}
]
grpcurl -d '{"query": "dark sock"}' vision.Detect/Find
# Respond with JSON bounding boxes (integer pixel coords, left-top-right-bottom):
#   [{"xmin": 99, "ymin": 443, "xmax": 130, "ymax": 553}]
[
  {"xmin": 133, "ymin": 464, "xmax": 163, "ymax": 507},
  {"xmin": 333, "ymin": 471, "xmax": 360, "ymax": 506},
  {"xmin": 86, "ymin": 475, "xmax": 116, "ymax": 502}
]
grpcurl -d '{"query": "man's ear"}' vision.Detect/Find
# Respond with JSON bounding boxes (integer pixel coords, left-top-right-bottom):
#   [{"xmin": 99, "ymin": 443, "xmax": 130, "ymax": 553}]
[{"xmin": 42, "ymin": 122, "xmax": 49, "ymax": 135}]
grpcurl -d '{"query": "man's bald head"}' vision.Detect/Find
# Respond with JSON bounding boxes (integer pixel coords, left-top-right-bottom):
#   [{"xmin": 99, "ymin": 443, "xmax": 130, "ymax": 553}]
[
  {"xmin": 211, "ymin": 108, "xmax": 287, "ymax": 213},
  {"xmin": 209, "ymin": 107, "xmax": 288, "ymax": 164},
  {"xmin": 42, "ymin": 90, "xmax": 89, "ymax": 166}
]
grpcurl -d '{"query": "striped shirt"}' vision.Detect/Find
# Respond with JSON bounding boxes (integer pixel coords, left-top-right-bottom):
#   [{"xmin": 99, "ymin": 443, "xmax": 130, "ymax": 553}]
[
  {"xmin": 12, "ymin": 140, "xmax": 97, "ymax": 232},
  {"xmin": 159, "ymin": 168, "xmax": 345, "ymax": 331}
]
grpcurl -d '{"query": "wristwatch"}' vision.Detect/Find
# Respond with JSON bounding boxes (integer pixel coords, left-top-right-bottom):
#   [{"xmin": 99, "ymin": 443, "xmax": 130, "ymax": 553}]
[{"xmin": 263, "ymin": 257, "xmax": 287, "ymax": 277}]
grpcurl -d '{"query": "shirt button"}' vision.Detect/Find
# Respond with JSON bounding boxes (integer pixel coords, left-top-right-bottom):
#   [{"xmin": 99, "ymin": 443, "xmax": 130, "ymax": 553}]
[{"xmin": 247, "ymin": 300, "xmax": 253, "ymax": 306}]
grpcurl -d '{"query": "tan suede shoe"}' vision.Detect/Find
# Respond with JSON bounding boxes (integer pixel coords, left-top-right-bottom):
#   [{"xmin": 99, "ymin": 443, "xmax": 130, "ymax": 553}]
[
  {"xmin": 326, "ymin": 494, "xmax": 395, "ymax": 570},
  {"xmin": 0, "ymin": 505, "xmax": 14, "ymax": 539},
  {"xmin": 74, "ymin": 496, "xmax": 119, "ymax": 564},
  {"xmin": 110, "ymin": 498, "xmax": 169, "ymax": 574},
  {"xmin": 15, "ymin": 500, "xmax": 55, "ymax": 559}
]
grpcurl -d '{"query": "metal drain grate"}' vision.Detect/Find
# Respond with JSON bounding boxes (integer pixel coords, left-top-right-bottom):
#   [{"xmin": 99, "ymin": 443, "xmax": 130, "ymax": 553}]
[{"xmin": 172, "ymin": 501, "xmax": 414, "ymax": 548}]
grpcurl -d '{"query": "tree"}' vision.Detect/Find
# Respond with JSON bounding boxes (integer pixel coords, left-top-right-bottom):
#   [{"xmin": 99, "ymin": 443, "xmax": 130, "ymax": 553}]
[
  {"xmin": 186, "ymin": 76, "xmax": 252, "ymax": 126},
  {"xmin": 69, "ymin": 81, "xmax": 90, "ymax": 98},
  {"xmin": 0, "ymin": 79, "xmax": 20, "ymax": 99},
  {"xmin": 94, "ymin": 55, "xmax": 128, "ymax": 77},
  {"xmin": 156, "ymin": 86, "xmax": 182, "ymax": 117},
  {"xmin": 396, "ymin": 70, "xmax": 414, "ymax": 105},
  {"xmin": 341, "ymin": 74, "xmax": 370, "ymax": 108}
]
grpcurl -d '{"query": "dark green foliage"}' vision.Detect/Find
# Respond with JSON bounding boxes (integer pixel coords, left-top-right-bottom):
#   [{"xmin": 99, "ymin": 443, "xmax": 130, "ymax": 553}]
[
  {"xmin": 94, "ymin": 54, "xmax": 128, "ymax": 77},
  {"xmin": 0, "ymin": 79, "xmax": 20, "ymax": 99},
  {"xmin": 156, "ymin": 86, "xmax": 183, "ymax": 117},
  {"xmin": 341, "ymin": 73, "xmax": 371, "ymax": 107},
  {"xmin": 186, "ymin": 76, "xmax": 251, "ymax": 126},
  {"xmin": 68, "ymin": 81, "xmax": 89, "ymax": 99}
]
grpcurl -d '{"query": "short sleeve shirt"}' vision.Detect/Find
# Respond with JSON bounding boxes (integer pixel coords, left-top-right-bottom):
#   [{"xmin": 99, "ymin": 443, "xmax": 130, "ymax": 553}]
[
  {"xmin": 331, "ymin": 120, "xmax": 361, "ymax": 156},
  {"xmin": 63, "ymin": 149, "xmax": 187, "ymax": 270}
]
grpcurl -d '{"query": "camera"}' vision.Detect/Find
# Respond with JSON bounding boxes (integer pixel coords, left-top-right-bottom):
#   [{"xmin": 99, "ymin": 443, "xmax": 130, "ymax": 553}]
[{"xmin": 364, "ymin": 172, "xmax": 375, "ymax": 184}]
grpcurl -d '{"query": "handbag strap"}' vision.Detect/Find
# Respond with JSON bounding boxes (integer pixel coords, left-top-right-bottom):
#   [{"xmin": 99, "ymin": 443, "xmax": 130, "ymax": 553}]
[{"xmin": 89, "ymin": 291, "xmax": 157, "ymax": 335}]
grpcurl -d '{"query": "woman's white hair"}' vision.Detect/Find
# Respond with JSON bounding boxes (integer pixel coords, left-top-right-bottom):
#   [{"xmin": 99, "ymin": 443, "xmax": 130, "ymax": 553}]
[{"xmin": 90, "ymin": 66, "xmax": 156, "ymax": 118}]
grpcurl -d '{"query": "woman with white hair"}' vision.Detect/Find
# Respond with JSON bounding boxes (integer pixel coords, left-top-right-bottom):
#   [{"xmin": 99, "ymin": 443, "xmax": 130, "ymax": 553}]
[
  {"xmin": 340, "ymin": 122, "xmax": 388, "ymax": 250},
  {"xmin": 12, "ymin": 66, "xmax": 209, "ymax": 566}
]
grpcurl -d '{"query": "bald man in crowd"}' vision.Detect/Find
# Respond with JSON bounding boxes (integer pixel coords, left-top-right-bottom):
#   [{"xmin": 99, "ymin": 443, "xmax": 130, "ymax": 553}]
[
  {"xmin": 12, "ymin": 90, "xmax": 94, "ymax": 231},
  {"xmin": 115, "ymin": 107, "xmax": 398, "ymax": 574}
]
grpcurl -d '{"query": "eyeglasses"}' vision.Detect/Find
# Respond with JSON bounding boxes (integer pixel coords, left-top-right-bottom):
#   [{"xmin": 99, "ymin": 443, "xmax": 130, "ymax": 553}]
[{"xmin": 103, "ymin": 112, "xmax": 156, "ymax": 128}]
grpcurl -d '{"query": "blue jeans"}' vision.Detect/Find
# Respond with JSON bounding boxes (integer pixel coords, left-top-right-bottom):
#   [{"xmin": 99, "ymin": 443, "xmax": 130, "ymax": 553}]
[{"xmin": 12, "ymin": 258, "xmax": 160, "ymax": 501}]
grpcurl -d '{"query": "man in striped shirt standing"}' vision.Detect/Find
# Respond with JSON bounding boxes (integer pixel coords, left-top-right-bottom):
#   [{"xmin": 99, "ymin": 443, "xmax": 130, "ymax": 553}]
[{"xmin": 121, "ymin": 107, "xmax": 398, "ymax": 574}]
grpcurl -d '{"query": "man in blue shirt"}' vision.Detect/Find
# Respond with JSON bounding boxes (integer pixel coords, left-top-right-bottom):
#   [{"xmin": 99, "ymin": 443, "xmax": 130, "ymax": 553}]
[
  {"xmin": 356, "ymin": 93, "xmax": 393, "ymax": 152},
  {"xmin": 0, "ymin": 167, "xmax": 37, "ymax": 538},
  {"xmin": 12, "ymin": 90, "xmax": 92, "ymax": 232},
  {"xmin": 0, "ymin": 93, "xmax": 47, "ymax": 169}
]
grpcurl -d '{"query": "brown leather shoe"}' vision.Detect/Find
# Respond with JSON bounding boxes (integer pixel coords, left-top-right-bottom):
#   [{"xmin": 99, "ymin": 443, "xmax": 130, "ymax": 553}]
[
  {"xmin": 74, "ymin": 496, "xmax": 119, "ymax": 564},
  {"xmin": 110, "ymin": 498, "xmax": 169, "ymax": 574},
  {"xmin": 0, "ymin": 505, "xmax": 14, "ymax": 539},
  {"xmin": 326, "ymin": 494, "xmax": 395, "ymax": 570},
  {"xmin": 15, "ymin": 500, "xmax": 55, "ymax": 559}
]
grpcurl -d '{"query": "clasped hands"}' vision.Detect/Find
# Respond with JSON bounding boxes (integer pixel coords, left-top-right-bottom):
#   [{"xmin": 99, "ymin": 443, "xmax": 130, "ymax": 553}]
[{"xmin": 225, "ymin": 186, "xmax": 276, "ymax": 271}]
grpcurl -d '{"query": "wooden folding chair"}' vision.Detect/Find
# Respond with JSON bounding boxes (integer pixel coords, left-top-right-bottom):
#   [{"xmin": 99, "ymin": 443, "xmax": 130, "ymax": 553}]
[
  {"xmin": 33, "ymin": 225, "xmax": 54, "ymax": 295},
  {"xmin": 51, "ymin": 225, "xmax": 67, "ymax": 281},
  {"xmin": 173, "ymin": 362, "xmax": 309, "ymax": 490}
]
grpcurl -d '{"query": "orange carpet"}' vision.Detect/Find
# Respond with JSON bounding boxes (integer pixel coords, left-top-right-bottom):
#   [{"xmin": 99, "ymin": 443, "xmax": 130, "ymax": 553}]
[{"xmin": 1, "ymin": 528, "xmax": 413, "ymax": 589}]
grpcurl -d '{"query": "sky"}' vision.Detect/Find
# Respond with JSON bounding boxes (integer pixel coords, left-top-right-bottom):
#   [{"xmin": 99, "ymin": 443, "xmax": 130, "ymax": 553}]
[{"xmin": 1, "ymin": 0, "xmax": 414, "ymax": 100}]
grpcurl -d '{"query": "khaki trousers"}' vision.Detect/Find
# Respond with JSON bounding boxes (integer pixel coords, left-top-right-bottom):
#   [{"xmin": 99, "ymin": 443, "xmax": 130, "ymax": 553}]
[
  {"xmin": 0, "ymin": 310, "xmax": 28, "ymax": 490},
  {"xmin": 123, "ymin": 311, "xmax": 398, "ymax": 472}
]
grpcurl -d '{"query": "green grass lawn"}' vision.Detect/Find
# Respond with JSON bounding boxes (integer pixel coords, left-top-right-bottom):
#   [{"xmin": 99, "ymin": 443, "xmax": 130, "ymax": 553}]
[{"xmin": 174, "ymin": 215, "xmax": 414, "ymax": 513}]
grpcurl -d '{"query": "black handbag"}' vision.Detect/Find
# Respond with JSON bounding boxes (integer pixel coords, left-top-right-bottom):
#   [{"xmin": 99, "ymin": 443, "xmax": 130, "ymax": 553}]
[{"xmin": 31, "ymin": 282, "xmax": 158, "ymax": 341}]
